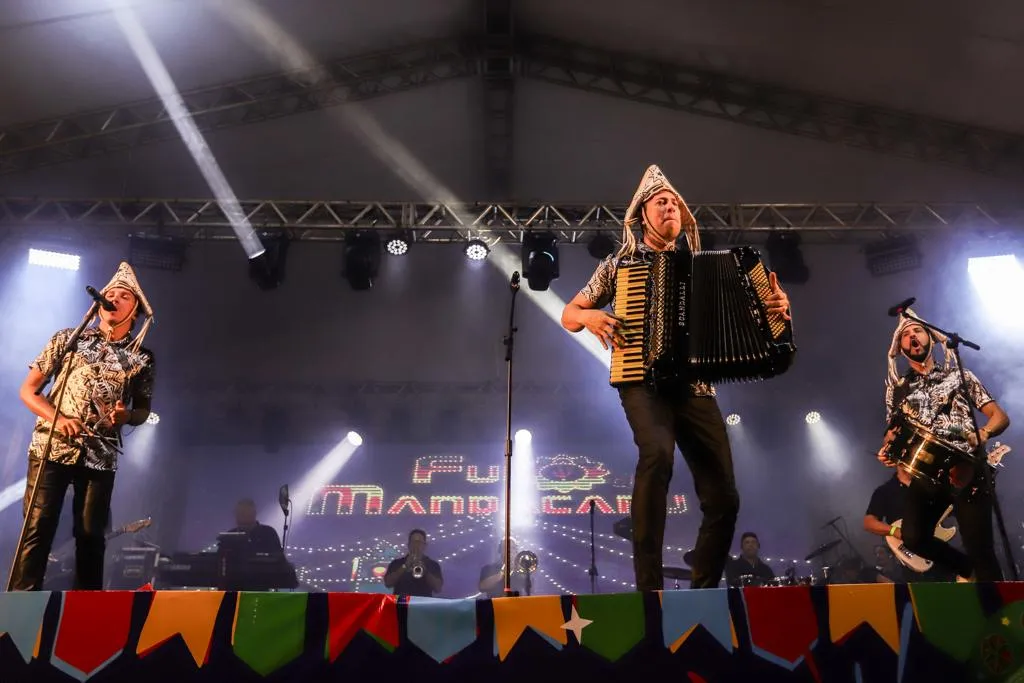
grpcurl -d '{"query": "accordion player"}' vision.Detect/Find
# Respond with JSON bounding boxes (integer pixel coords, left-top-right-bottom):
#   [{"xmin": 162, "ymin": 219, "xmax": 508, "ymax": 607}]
[{"xmin": 609, "ymin": 246, "xmax": 796, "ymax": 388}]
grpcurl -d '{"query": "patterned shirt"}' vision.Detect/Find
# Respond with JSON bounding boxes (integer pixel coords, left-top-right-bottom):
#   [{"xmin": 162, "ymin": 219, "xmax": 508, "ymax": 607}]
[
  {"xmin": 885, "ymin": 365, "xmax": 993, "ymax": 453},
  {"xmin": 578, "ymin": 241, "xmax": 715, "ymax": 397},
  {"xmin": 28, "ymin": 327, "xmax": 155, "ymax": 471}
]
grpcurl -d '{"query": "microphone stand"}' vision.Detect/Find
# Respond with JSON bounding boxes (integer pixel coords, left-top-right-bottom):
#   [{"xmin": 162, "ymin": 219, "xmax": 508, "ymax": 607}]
[
  {"xmin": 898, "ymin": 310, "xmax": 1019, "ymax": 580},
  {"xmin": 502, "ymin": 271, "xmax": 521, "ymax": 596},
  {"xmin": 588, "ymin": 499, "xmax": 599, "ymax": 593},
  {"xmin": 826, "ymin": 518, "xmax": 871, "ymax": 574},
  {"xmin": 6, "ymin": 302, "xmax": 100, "ymax": 592},
  {"xmin": 280, "ymin": 499, "xmax": 291, "ymax": 553}
]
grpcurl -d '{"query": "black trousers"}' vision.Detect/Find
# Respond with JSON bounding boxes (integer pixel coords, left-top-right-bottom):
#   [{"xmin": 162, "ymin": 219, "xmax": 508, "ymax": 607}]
[
  {"xmin": 900, "ymin": 470, "xmax": 1003, "ymax": 582},
  {"xmin": 10, "ymin": 458, "xmax": 114, "ymax": 591},
  {"xmin": 619, "ymin": 385, "xmax": 739, "ymax": 590}
]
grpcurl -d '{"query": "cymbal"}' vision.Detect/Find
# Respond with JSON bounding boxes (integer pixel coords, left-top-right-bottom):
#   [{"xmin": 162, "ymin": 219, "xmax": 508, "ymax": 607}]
[
  {"xmin": 682, "ymin": 550, "xmax": 695, "ymax": 567},
  {"xmin": 804, "ymin": 539, "xmax": 841, "ymax": 561},
  {"xmin": 662, "ymin": 566, "xmax": 693, "ymax": 581}
]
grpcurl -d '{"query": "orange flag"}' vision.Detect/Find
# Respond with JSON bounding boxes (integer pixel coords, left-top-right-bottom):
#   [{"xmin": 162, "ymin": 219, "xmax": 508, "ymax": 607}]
[
  {"xmin": 491, "ymin": 595, "xmax": 567, "ymax": 661},
  {"xmin": 137, "ymin": 591, "xmax": 226, "ymax": 666},
  {"xmin": 828, "ymin": 584, "xmax": 900, "ymax": 653}
]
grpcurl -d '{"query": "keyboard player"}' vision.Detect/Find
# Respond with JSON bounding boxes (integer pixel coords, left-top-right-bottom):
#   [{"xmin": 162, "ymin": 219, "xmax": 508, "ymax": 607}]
[
  {"xmin": 560, "ymin": 164, "xmax": 791, "ymax": 592},
  {"xmin": 227, "ymin": 498, "xmax": 284, "ymax": 556}
]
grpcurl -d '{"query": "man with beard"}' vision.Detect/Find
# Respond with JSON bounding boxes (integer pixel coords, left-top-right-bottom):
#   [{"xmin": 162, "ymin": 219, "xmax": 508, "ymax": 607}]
[
  {"xmin": 561, "ymin": 164, "xmax": 791, "ymax": 591},
  {"xmin": 876, "ymin": 312, "xmax": 1009, "ymax": 582}
]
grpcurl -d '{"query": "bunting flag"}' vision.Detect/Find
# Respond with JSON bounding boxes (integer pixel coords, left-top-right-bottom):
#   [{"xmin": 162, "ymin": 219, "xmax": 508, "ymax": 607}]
[
  {"xmin": 325, "ymin": 593, "xmax": 399, "ymax": 662},
  {"xmin": 491, "ymin": 595, "xmax": 567, "ymax": 661},
  {"xmin": 574, "ymin": 593, "xmax": 644, "ymax": 661},
  {"xmin": 742, "ymin": 586, "xmax": 817, "ymax": 670},
  {"xmin": 51, "ymin": 590, "xmax": 134, "ymax": 681},
  {"xmin": 0, "ymin": 591, "xmax": 50, "ymax": 663},
  {"xmin": 137, "ymin": 591, "xmax": 225, "ymax": 667},
  {"xmin": 897, "ymin": 602, "xmax": 913, "ymax": 683},
  {"xmin": 968, "ymin": 602, "xmax": 1024, "ymax": 682},
  {"xmin": 828, "ymin": 584, "xmax": 900, "ymax": 652},
  {"xmin": 232, "ymin": 592, "xmax": 308, "ymax": 676},
  {"xmin": 909, "ymin": 582, "xmax": 984, "ymax": 662},
  {"xmin": 661, "ymin": 588, "xmax": 733, "ymax": 653},
  {"xmin": 995, "ymin": 582, "xmax": 1024, "ymax": 607},
  {"xmin": 406, "ymin": 597, "xmax": 477, "ymax": 663}
]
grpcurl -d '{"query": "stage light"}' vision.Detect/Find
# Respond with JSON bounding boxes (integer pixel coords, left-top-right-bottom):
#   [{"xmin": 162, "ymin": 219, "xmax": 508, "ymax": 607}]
[
  {"xmin": 346, "ymin": 431, "xmax": 363, "ymax": 446},
  {"xmin": 522, "ymin": 231, "xmax": 559, "ymax": 291},
  {"xmin": 248, "ymin": 233, "xmax": 290, "ymax": 290},
  {"xmin": 725, "ymin": 413, "xmax": 741, "ymax": 426},
  {"xmin": 465, "ymin": 239, "xmax": 490, "ymax": 261},
  {"xmin": 343, "ymin": 231, "xmax": 381, "ymax": 290},
  {"xmin": 514, "ymin": 429, "xmax": 532, "ymax": 444},
  {"xmin": 805, "ymin": 411, "xmax": 821, "ymax": 424},
  {"xmin": 968, "ymin": 255, "xmax": 1024, "ymax": 325},
  {"xmin": 146, "ymin": 412, "xmax": 160, "ymax": 425},
  {"xmin": 385, "ymin": 233, "xmax": 409, "ymax": 256},
  {"xmin": 28, "ymin": 248, "xmax": 80, "ymax": 271},
  {"xmin": 129, "ymin": 233, "xmax": 188, "ymax": 272},
  {"xmin": 587, "ymin": 234, "xmax": 615, "ymax": 260},
  {"xmin": 766, "ymin": 232, "xmax": 809, "ymax": 284}
]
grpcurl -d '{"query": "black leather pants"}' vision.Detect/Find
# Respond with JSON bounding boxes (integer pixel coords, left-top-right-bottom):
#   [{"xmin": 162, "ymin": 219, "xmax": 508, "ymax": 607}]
[{"xmin": 10, "ymin": 458, "xmax": 114, "ymax": 591}]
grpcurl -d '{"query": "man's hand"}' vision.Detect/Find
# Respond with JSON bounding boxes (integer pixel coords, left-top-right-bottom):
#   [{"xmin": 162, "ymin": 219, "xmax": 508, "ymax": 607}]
[
  {"xmin": 877, "ymin": 428, "xmax": 897, "ymax": 466},
  {"xmin": 764, "ymin": 272, "xmax": 791, "ymax": 320},
  {"xmin": 107, "ymin": 400, "xmax": 132, "ymax": 426},
  {"xmin": 581, "ymin": 309, "xmax": 626, "ymax": 350},
  {"xmin": 55, "ymin": 415, "xmax": 85, "ymax": 438}
]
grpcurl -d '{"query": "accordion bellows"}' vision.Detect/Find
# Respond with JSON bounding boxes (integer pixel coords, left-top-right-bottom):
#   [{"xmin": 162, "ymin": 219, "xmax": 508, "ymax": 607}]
[{"xmin": 610, "ymin": 247, "xmax": 796, "ymax": 388}]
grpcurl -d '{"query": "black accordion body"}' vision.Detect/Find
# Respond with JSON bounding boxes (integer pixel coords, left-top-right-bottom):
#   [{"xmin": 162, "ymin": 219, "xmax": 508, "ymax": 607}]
[{"xmin": 609, "ymin": 247, "xmax": 796, "ymax": 388}]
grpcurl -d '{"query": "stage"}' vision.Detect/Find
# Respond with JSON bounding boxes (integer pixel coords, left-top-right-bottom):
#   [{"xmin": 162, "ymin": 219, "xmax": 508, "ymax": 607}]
[{"xmin": 1, "ymin": 583, "xmax": 1022, "ymax": 682}]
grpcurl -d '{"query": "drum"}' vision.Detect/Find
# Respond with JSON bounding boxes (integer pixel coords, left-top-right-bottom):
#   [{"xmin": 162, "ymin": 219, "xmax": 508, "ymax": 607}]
[{"xmin": 886, "ymin": 422, "xmax": 976, "ymax": 493}]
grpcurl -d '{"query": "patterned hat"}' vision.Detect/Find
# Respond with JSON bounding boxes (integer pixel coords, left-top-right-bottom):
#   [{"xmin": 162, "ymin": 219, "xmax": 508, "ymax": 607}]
[
  {"xmin": 886, "ymin": 308, "xmax": 954, "ymax": 389},
  {"xmin": 617, "ymin": 164, "xmax": 700, "ymax": 258},
  {"xmin": 99, "ymin": 261, "xmax": 154, "ymax": 351}
]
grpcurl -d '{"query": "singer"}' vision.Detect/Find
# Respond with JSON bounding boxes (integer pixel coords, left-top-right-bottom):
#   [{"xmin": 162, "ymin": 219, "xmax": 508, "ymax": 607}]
[
  {"xmin": 560, "ymin": 165, "xmax": 791, "ymax": 591},
  {"xmin": 9, "ymin": 262, "xmax": 156, "ymax": 591},
  {"xmin": 876, "ymin": 309, "xmax": 1009, "ymax": 581}
]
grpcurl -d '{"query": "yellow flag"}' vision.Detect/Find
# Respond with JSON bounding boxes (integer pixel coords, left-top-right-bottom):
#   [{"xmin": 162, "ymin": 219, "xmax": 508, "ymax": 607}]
[
  {"xmin": 492, "ymin": 595, "xmax": 567, "ymax": 661},
  {"xmin": 828, "ymin": 584, "xmax": 900, "ymax": 653},
  {"xmin": 137, "ymin": 591, "xmax": 226, "ymax": 666}
]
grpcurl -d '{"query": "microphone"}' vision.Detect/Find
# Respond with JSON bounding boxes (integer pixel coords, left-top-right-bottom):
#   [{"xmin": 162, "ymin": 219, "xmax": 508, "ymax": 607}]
[
  {"xmin": 278, "ymin": 485, "xmax": 290, "ymax": 515},
  {"xmin": 887, "ymin": 297, "xmax": 916, "ymax": 317},
  {"xmin": 510, "ymin": 271, "xmax": 520, "ymax": 291},
  {"xmin": 821, "ymin": 515, "xmax": 842, "ymax": 528},
  {"xmin": 86, "ymin": 286, "xmax": 116, "ymax": 312}
]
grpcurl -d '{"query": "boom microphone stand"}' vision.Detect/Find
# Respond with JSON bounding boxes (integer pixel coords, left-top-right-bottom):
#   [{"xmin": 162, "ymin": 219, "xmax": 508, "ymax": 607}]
[
  {"xmin": 502, "ymin": 271, "xmax": 521, "ymax": 596},
  {"xmin": 6, "ymin": 299, "xmax": 101, "ymax": 592},
  {"xmin": 588, "ymin": 499, "xmax": 599, "ymax": 593},
  {"xmin": 897, "ymin": 306, "xmax": 1019, "ymax": 580},
  {"xmin": 278, "ymin": 485, "xmax": 292, "ymax": 552}
]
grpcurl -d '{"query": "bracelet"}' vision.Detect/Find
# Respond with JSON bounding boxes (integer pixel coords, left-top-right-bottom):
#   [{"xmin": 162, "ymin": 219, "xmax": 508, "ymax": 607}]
[{"xmin": 888, "ymin": 524, "xmax": 897, "ymax": 536}]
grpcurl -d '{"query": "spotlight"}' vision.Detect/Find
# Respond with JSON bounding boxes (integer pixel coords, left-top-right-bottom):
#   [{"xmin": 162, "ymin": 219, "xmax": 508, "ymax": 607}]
[
  {"xmin": 385, "ymin": 232, "xmax": 410, "ymax": 256},
  {"xmin": 514, "ymin": 429, "xmax": 532, "ymax": 444},
  {"xmin": 805, "ymin": 411, "xmax": 821, "ymax": 424},
  {"xmin": 343, "ymin": 231, "xmax": 381, "ymax": 290},
  {"xmin": 248, "ymin": 233, "xmax": 290, "ymax": 290},
  {"xmin": 864, "ymin": 235, "xmax": 921, "ymax": 277},
  {"xmin": 129, "ymin": 233, "xmax": 188, "ymax": 272},
  {"xmin": 28, "ymin": 248, "xmax": 80, "ymax": 271},
  {"xmin": 146, "ymin": 412, "xmax": 160, "ymax": 425},
  {"xmin": 465, "ymin": 239, "xmax": 489, "ymax": 261},
  {"xmin": 725, "ymin": 414, "xmax": 741, "ymax": 426},
  {"xmin": 346, "ymin": 431, "xmax": 363, "ymax": 446},
  {"xmin": 587, "ymin": 234, "xmax": 615, "ymax": 260},
  {"xmin": 522, "ymin": 231, "xmax": 559, "ymax": 291},
  {"xmin": 766, "ymin": 232, "xmax": 809, "ymax": 284}
]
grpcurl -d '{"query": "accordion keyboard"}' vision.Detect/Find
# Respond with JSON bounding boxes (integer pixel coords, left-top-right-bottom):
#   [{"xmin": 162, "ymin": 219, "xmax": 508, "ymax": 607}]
[{"xmin": 609, "ymin": 263, "xmax": 649, "ymax": 386}]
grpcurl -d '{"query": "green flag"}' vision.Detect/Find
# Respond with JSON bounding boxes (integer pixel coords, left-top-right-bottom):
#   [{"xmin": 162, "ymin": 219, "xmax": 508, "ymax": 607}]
[
  {"xmin": 574, "ymin": 593, "xmax": 645, "ymax": 662},
  {"xmin": 910, "ymin": 583, "xmax": 984, "ymax": 662},
  {"xmin": 232, "ymin": 592, "xmax": 308, "ymax": 676}
]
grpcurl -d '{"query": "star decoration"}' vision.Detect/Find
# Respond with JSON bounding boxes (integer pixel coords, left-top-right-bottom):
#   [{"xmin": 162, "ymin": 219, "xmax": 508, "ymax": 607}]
[
  {"xmin": 1002, "ymin": 617, "xmax": 1011, "ymax": 626},
  {"xmin": 560, "ymin": 605, "xmax": 593, "ymax": 644}
]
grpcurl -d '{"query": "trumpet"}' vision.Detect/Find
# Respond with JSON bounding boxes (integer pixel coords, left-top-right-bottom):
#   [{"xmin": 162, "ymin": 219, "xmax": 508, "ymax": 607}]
[
  {"xmin": 408, "ymin": 553, "xmax": 424, "ymax": 579},
  {"xmin": 515, "ymin": 550, "xmax": 538, "ymax": 573}
]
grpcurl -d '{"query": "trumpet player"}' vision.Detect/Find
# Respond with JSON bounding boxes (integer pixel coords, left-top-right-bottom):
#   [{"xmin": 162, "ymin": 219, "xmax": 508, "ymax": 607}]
[
  {"xmin": 384, "ymin": 529, "xmax": 443, "ymax": 597},
  {"xmin": 478, "ymin": 538, "xmax": 527, "ymax": 597}
]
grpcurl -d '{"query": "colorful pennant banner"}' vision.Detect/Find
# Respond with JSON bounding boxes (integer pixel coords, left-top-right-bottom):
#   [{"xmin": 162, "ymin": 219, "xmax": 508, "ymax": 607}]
[
  {"xmin": 909, "ymin": 583, "xmax": 984, "ymax": 663},
  {"xmin": 137, "ymin": 591, "xmax": 225, "ymax": 666},
  {"xmin": 0, "ymin": 590, "xmax": 50, "ymax": 663},
  {"xmin": 661, "ymin": 588, "xmax": 733, "ymax": 653},
  {"xmin": 574, "ymin": 593, "xmax": 644, "ymax": 661},
  {"xmin": 324, "ymin": 592, "xmax": 399, "ymax": 662},
  {"xmin": 743, "ymin": 586, "xmax": 817, "ymax": 670},
  {"xmin": 407, "ymin": 596, "xmax": 477, "ymax": 663},
  {"xmin": 828, "ymin": 583, "xmax": 900, "ymax": 653},
  {"xmin": 51, "ymin": 590, "xmax": 134, "ymax": 681},
  {"xmin": 491, "ymin": 595, "xmax": 567, "ymax": 661},
  {"xmin": 232, "ymin": 592, "xmax": 308, "ymax": 676}
]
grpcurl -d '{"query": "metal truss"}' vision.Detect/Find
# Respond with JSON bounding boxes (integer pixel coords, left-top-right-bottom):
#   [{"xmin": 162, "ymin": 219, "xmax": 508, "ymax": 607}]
[
  {"xmin": 519, "ymin": 36, "xmax": 1024, "ymax": 177},
  {"xmin": 481, "ymin": 0, "xmax": 516, "ymax": 196},
  {"xmin": 1, "ymin": 197, "xmax": 1020, "ymax": 244},
  {"xmin": 0, "ymin": 40, "xmax": 476, "ymax": 175}
]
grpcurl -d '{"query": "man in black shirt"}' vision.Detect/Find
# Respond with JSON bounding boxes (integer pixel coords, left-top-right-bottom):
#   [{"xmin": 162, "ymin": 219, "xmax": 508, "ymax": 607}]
[
  {"xmin": 227, "ymin": 498, "xmax": 283, "ymax": 556},
  {"xmin": 877, "ymin": 311, "xmax": 1010, "ymax": 581},
  {"xmin": 724, "ymin": 532, "xmax": 776, "ymax": 586},
  {"xmin": 479, "ymin": 538, "xmax": 528, "ymax": 597},
  {"xmin": 384, "ymin": 529, "xmax": 443, "ymax": 598}
]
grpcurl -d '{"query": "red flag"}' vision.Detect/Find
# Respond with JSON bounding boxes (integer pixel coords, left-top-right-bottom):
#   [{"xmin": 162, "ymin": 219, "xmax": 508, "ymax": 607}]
[
  {"xmin": 325, "ymin": 593, "xmax": 399, "ymax": 662},
  {"xmin": 52, "ymin": 591, "xmax": 135, "ymax": 678},
  {"xmin": 743, "ymin": 586, "xmax": 818, "ymax": 669}
]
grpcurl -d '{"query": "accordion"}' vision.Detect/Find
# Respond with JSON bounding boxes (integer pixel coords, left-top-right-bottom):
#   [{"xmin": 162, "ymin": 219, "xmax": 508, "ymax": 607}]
[{"xmin": 609, "ymin": 247, "xmax": 796, "ymax": 388}]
